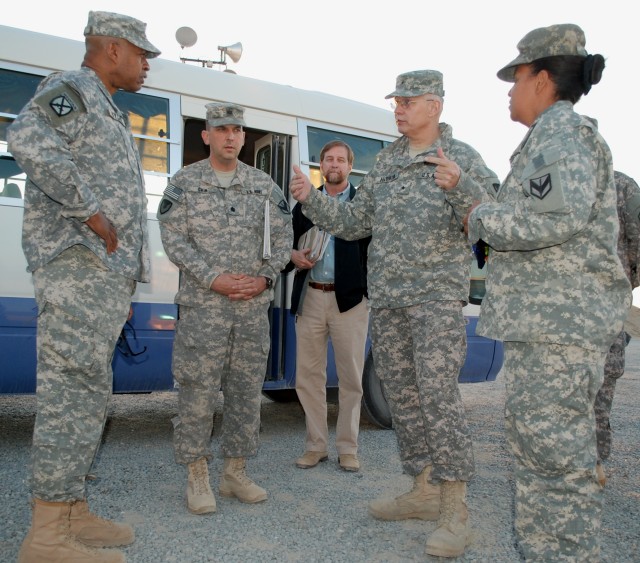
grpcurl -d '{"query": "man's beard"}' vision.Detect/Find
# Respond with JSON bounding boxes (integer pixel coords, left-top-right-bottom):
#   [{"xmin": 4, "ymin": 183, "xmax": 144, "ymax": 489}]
[{"xmin": 325, "ymin": 171, "xmax": 345, "ymax": 185}]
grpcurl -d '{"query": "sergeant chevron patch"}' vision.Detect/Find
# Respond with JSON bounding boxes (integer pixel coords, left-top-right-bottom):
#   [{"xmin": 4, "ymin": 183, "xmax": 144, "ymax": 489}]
[{"xmin": 529, "ymin": 174, "xmax": 552, "ymax": 199}]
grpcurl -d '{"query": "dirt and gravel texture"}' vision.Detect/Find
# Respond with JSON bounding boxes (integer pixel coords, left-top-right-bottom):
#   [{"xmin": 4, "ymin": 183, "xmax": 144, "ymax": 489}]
[{"xmin": 1, "ymin": 341, "xmax": 638, "ymax": 562}]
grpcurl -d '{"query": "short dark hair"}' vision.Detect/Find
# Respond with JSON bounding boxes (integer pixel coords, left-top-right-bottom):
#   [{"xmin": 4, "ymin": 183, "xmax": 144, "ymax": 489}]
[
  {"xmin": 320, "ymin": 140, "xmax": 354, "ymax": 166},
  {"xmin": 530, "ymin": 54, "xmax": 605, "ymax": 104}
]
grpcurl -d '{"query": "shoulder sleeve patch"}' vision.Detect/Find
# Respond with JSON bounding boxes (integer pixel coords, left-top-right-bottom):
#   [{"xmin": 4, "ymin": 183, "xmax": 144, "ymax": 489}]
[
  {"xmin": 157, "ymin": 183, "xmax": 185, "ymax": 218},
  {"xmin": 163, "ymin": 184, "xmax": 185, "ymax": 203},
  {"xmin": 159, "ymin": 199, "xmax": 176, "ymax": 217},
  {"xmin": 277, "ymin": 197, "xmax": 291, "ymax": 215},
  {"xmin": 34, "ymin": 83, "xmax": 86, "ymax": 125}
]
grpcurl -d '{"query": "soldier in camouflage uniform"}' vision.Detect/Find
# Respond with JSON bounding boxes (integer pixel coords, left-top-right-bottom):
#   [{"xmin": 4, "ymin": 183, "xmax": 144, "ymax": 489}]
[
  {"xmin": 291, "ymin": 70, "xmax": 499, "ymax": 558},
  {"xmin": 595, "ymin": 171, "xmax": 640, "ymax": 486},
  {"xmin": 7, "ymin": 11, "xmax": 160, "ymax": 563},
  {"xmin": 465, "ymin": 24, "xmax": 632, "ymax": 561},
  {"xmin": 158, "ymin": 102, "xmax": 292, "ymax": 516}
]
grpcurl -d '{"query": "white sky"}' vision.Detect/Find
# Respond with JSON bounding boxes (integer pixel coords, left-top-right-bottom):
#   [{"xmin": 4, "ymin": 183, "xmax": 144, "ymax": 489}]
[{"xmin": 2, "ymin": 0, "xmax": 638, "ymax": 183}]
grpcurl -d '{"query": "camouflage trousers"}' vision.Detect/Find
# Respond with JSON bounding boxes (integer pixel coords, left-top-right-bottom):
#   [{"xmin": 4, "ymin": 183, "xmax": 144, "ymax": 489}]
[
  {"xmin": 172, "ymin": 301, "xmax": 270, "ymax": 464},
  {"xmin": 31, "ymin": 245, "xmax": 134, "ymax": 501},
  {"xmin": 503, "ymin": 341, "xmax": 605, "ymax": 562},
  {"xmin": 370, "ymin": 301, "xmax": 474, "ymax": 481},
  {"xmin": 594, "ymin": 331, "xmax": 627, "ymax": 462}
]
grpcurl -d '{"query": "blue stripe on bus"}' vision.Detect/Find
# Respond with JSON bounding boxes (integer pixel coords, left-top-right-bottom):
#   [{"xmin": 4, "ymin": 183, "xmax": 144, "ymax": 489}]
[{"xmin": 0, "ymin": 297, "xmax": 500, "ymax": 394}]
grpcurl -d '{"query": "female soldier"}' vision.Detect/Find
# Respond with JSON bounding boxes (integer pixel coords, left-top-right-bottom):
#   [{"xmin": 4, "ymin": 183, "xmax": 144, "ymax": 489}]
[{"xmin": 465, "ymin": 24, "xmax": 631, "ymax": 561}]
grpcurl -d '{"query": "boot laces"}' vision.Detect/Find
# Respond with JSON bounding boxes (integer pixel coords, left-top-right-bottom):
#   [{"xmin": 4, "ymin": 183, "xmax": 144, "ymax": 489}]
[
  {"xmin": 233, "ymin": 465, "xmax": 254, "ymax": 487},
  {"xmin": 191, "ymin": 461, "xmax": 211, "ymax": 495},
  {"xmin": 438, "ymin": 485, "xmax": 458, "ymax": 526}
]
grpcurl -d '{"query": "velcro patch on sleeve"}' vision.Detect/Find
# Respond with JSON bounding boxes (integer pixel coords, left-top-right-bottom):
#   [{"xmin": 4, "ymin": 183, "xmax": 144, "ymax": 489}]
[
  {"xmin": 277, "ymin": 197, "xmax": 291, "ymax": 215},
  {"xmin": 521, "ymin": 148, "xmax": 566, "ymax": 213},
  {"xmin": 157, "ymin": 184, "xmax": 185, "ymax": 217},
  {"xmin": 158, "ymin": 198, "xmax": 173, "ymax": 215},
  {"xmin": 34, "ymin": 83, "xmax": 85, "ymax": 125},
  {"xmin": 163, "ymin": 184, "xmax": 185, "ymax": 203}
]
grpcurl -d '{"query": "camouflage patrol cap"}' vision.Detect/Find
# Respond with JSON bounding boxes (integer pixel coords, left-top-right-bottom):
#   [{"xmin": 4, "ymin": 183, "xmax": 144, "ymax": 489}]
[
  {"xmin": 84, "ymin": 11, "xmax": 161, "ymax": 59},
  {"xmin": 206, "ymin": 102, "xmax": 246, "ymax": 127},
  {"xmin": 385, "ymin": 70, "xmax": 444, "ymax": 99},
  {"xmin": 497, "ymin": 23, "xmax": 588, "ymax": 82}
]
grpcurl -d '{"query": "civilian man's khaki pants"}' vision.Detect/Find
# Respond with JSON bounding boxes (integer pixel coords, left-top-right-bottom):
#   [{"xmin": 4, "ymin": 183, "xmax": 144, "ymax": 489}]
[{"xmin": 295, "ymin": 288, "xmax": 369, "ymax": 454}]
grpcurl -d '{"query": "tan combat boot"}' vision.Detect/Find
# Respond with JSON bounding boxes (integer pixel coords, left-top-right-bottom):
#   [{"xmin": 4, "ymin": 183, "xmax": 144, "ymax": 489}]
[
  {"xmin": 186, "ymin": 457, "xmax": 217, "ymax": 514},
  {"xmin": 369, "ymin": 465, "xmax": 440, "ymax": 521},
  {"xmin": 219, "ymin": 457, "xmax": 267, "ymax": 504},
  {"xmin": 18, "ymin": 498, "xmax": 125, "ymax": 563},
  {"xmin": 425, "ymin": 480, "xmax": 470, "ymax": 558},
  {"xmin": 69, "ymin": 499, "xmax": 134, "ymax": 547}
]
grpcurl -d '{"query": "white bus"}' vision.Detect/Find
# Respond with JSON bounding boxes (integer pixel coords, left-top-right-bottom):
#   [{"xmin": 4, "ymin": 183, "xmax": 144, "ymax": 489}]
[{"xmin": 0, "ymin": 25, "xmax": 503, "ymax": 427}]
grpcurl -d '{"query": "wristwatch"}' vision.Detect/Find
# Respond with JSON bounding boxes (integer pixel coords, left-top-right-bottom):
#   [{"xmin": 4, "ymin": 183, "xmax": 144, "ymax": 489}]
[{"xmin": 263, "ymin": 276, "xmax": 273, "ymax": 289}]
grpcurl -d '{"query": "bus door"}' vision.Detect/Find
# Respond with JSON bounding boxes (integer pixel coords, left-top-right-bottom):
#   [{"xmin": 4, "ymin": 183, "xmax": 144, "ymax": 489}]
[{"xmin": 253, "ymin": 133, "xmax": 297, "ymax": 398}]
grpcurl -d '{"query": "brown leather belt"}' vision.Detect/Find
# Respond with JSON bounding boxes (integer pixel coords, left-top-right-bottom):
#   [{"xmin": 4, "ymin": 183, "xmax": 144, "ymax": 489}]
[{"xmin": 309, "ymin": 281, "xmax": 335, "ymax": 292}]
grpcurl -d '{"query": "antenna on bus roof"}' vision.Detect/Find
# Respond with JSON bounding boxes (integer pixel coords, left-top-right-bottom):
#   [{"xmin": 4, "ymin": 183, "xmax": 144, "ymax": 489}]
[
  {"xmin": 175, "ymin": 27, "xmax": 198, "ymax": 49},
  {"xmin": 176, "ymin": 27, "xmax": 242, "ymax": 70}
]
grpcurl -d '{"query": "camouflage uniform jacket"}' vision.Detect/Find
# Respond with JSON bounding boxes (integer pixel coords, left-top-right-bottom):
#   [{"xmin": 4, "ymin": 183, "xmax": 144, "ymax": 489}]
[
  {"xmin": 157, "ymin": 158, "xmax": 292, "ymax": 307},
  {"xmin": 7, "ymin": 67, "xmax": 150, "ymax": 282},
  {"xmin": 468, "ymin": 101, "xmax": 631, "ymax": 350},
  {"xmin": 614, "ymin": 171, "xmax": 640, "ymax": 289},
  {"xmin": 301, "ymin": 123, "xmax": 499, "ymax": 309}
]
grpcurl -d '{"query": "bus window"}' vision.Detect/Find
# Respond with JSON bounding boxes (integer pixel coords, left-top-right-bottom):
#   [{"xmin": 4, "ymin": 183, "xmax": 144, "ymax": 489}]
[
  {"xmin": 1, "ymin": 68, "xmax": 176, "ymax": 211},
  {"xmin": 0, "ymin": 69, "xmax": 42, "ymax": 155},
  {"xmin": 306, "ymin": 126, "xmax": 390, "ymax": 188},
  {"xmin": 307, "ymin": 126, "xmax": 388, "ymax": 170},
  {"xmin": 254, "ymin": 134, "xmax": 289, "ymax": 190},
  {"xmin": 0, "ymin": 68, "xmax": 41, "ymax": 116},
  {"xmin": 256, "ymin": 143, "xmax": 271, "ymax": 175},
  {"xmin": 0, "ymin": 156, "xmax": 25, "ymax": 198},
  {"xmin": 113, "ymin": 91, "xmax": 170, "ymax": 174}
]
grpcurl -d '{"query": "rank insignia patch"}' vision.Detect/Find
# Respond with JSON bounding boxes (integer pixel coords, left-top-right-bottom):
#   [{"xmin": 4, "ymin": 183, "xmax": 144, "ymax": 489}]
[
  {"xmin": 529, "ymin": 174, "xmax": 552, "ymax": 199},
  {"xmin": 49, "ymin": 94, "xmax": 76, "ymax": 117}
]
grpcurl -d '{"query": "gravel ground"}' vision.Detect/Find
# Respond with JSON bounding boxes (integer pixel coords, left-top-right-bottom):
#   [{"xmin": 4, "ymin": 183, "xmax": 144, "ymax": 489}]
[{"xmin": 1, "ymin": 342, "xmax": 638, "ymax": 562}]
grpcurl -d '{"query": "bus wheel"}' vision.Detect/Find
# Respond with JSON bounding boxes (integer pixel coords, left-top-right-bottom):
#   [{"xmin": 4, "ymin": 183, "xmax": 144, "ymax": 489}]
[
  {"xmin": 361, "ymin": 349, "xmax": 393, "ymax": 429},
  {"xmin": 262, "ymin": 389, "xmax": 300, "ymax": 403}
]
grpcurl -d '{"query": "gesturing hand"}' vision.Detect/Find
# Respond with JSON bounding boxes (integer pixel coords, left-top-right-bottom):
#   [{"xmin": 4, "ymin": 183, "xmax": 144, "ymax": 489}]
[
  {"xmin": 290, "ymin": 165, "xmax": 313, "ymax": 202},
  {"xmin": 424, "ymin": 147, "xmax": 462, "ymax": 191}
]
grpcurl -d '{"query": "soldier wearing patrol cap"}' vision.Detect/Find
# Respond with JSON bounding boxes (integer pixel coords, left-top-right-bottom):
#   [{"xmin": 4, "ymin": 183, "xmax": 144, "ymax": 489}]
[
  {"xmin": 291, "ymin": 69, "xmax": 500, "ymax": 558},
  {"xmin": 158, "ymin": 102, "xmax": 292, "ymax": 516},
  {"xmin": 384, "ymin": 69, "xmax": 446, "ymax": 98},
  {"xmin": 84, "ymin": 10, "xmax": 161, "ymax": 59},
  {"xmin": 465, "ymin": 24, "xmax": 632, "ymax": 561},
  {"xmin": 595, "ymin": 171, "xmax": 640, "ymax": 487},
  {"xmin": 8, "ymin": 10, "xmax": 160, "ymax": 563}
]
